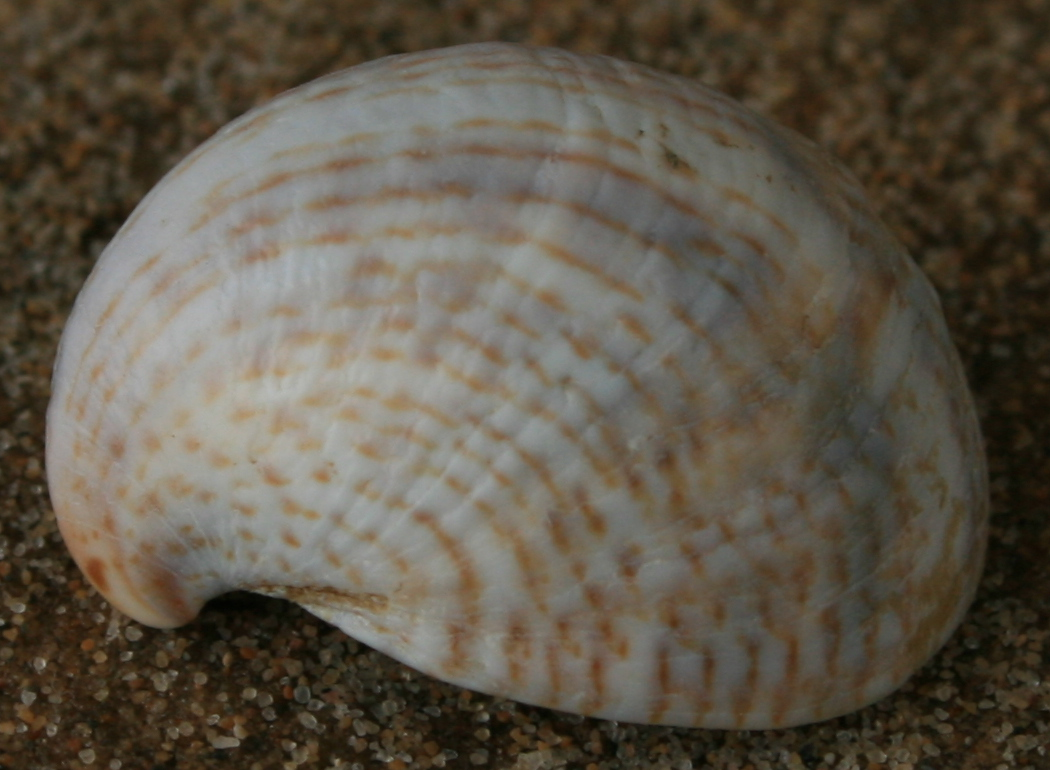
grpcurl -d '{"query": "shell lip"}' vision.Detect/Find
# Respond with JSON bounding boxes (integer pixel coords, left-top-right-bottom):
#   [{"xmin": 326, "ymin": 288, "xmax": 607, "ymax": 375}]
[{"xmin": 51, "ymin": 498, "xmax": 200, "ymax": 630}]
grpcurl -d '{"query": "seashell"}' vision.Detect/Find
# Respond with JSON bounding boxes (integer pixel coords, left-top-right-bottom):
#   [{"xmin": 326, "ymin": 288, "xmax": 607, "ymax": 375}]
[{"xmin": 46, "ymin": 42, "xmax": 988, "ymax": 729}]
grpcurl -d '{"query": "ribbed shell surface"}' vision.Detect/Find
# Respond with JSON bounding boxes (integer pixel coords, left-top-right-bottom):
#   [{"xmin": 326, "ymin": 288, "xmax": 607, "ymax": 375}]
[{"xmin": 46, "ymin": 43, "xmax": 988, "ymax": 729}]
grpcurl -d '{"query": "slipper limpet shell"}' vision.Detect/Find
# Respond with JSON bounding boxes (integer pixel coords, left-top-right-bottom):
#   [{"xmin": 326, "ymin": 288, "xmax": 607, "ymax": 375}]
[{"xmin": 46, "ymin": 43, "xmax": 988, "ymax": 728}]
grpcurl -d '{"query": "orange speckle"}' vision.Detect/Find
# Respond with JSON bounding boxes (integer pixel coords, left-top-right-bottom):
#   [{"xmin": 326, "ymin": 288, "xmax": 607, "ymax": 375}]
[
  {"xmin": 546, "ymin": 643, "xmax": 563, "ymax": 699},
  {"xmin": 164, "ymin": 475, "xmax": 195, "ymax": 498},
  {"xmin": 232, "ymin": 502, "xmax": 257, "ymax": 517},
  {"xmin": 242, "ymin": 242, "xmax": 281, "ymax": 264},
  {"xmin": 262, "ymin": 465, "xmax": 291, "ymax": 486},
  {"xmin": 282, "ymin": 531, "xmax": 302, "ymax": 548},
  {"xmin": 370, "ymin": 347, "xmax": 403, "ymax": 362},
  {"xmin": 535, "ymin": 289, "xmax": 567, "ymax": 312},
  {"xmin": 353, "ymin": 479, "xmax": 381, "ymax": 502},
  {"xmin": 143, "ymin": 432, "xmax": 162, "ymax": 453},
  {"xmin": 202, "ymin": 377, "xmax": 224, "ymax": 404},
  {"xmin": 618, "ymin": 313, "xmax": 653, "ymax": 345},
  {"xmin": 209, "ymin": 452, "xmax": 235, "ymax": 469},
  {"xmin": 230, "ymin": 407, "xmax": 259, "ymax": 423},
  {"xmin": 546, "ymin": 510, "xmax": 571, "ymax": 553},
  {"xmin": 281, "ymin": 497, "xmax": 322, "ymax": 520},
  {"xmin": 186, "ymin": 340, "xmax": 206, "ymax": 362},
  {"xmin": 173, "ymin": 409, "xmax": 192, "ymax": 429},
  {"xmin": 590, "ymin": 653, "xmax": 607, "ymax": 703},
  {"xmin": 301, "ymin": 391, "xmax": 339, "ymax": 408},
  {"xmin": 498, "ymin": 310, "xmax": 540, "ymax": 340},
  {"xmin": 270, "ymin": 302, "xmax": 304, "ymax": 317},
  {"xmin": 336, "ymin": 406, "xmax": 362, "ymax": 422},
  {"xmin": 444, "ymin": 475, "xmax": 470, "ymax": 496},
  {"xmin": 84, "ymin": 558, "xmax": 109, "ymax": 593},
  {"xmin": 108, "ymin": 436, "xmax": 126, "ymax": 460},
  {"xmin": 135, "ymin": 492, "xmax": 162, "ymax": 519},
  {"xmin": 269, "ymin": 409, "xmax": 306, "ymax": 435},
  {"xmin": 357, "ymin": 442, "xmax": 383, "ymax": 461},
  {"xmin": 562, "ymin": 329, "xmax": 596, "ymax": 361},
  {"xmin": 618, "ymin": 545, "xmax": 641, "ymax": 581},
  {"xmin": 583, "ymin": 583, "xmax": 603, "ymax": 609}
]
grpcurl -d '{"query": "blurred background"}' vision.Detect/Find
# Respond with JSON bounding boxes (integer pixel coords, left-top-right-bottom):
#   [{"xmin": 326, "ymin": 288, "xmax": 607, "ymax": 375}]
[{"xmin": 1, "ymin": 1, "xmax": 1048, "ymax": 768}]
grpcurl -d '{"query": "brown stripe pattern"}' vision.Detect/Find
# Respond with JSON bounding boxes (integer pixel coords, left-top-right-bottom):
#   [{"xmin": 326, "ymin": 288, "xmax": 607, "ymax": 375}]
[{"xmin": 46, "ymin": 43, "xmax": 988, "ymax": 729}]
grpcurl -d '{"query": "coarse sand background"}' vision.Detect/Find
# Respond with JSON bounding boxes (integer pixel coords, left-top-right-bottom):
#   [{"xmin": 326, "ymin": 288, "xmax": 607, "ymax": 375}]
[{"xmin": 1, "ymin": 1, "xmax": 1049, "ymax": 768}]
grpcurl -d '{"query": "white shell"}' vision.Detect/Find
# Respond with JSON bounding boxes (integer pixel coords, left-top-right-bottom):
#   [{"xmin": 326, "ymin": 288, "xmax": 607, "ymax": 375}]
[{"xmin": 46, "ymin": 43, "xmax": 988, "ymax": 729}]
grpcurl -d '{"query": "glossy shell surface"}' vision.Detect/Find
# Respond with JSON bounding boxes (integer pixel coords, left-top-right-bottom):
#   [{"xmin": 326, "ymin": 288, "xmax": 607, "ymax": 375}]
[{"xmin": 46, "ymin": 43, "xmax": 988, "ymax": 729}]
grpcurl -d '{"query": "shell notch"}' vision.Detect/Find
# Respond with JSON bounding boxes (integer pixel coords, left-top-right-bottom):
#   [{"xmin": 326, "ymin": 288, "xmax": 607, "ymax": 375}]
[{"xmin": 46, "ymin": 42, "xmax": 988, "ymax": 729}]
